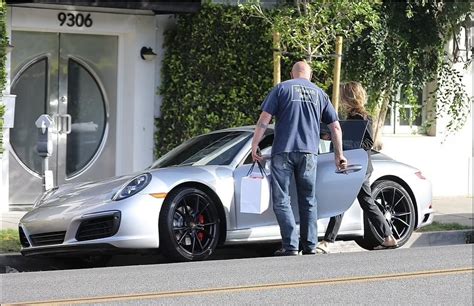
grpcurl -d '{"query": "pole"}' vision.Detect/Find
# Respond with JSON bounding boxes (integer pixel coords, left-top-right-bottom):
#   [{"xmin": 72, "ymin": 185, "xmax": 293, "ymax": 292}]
[
  {"xmin": 42, "ymin": 157, "xmax": 49, "ymax": 192},
  {"xmin": 332, "ymin": 36, "xmax": 343, "ymax": 111},
  {"xmin": 273, "ymin": 31, "xmax": 281, "ymax": 86}
]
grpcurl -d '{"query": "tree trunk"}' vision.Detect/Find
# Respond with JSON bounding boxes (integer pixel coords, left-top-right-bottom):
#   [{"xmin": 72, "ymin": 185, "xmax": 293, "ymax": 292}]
[{"xmin": 372, "ymin": 87, "xmax": 392, "ymax": 151}]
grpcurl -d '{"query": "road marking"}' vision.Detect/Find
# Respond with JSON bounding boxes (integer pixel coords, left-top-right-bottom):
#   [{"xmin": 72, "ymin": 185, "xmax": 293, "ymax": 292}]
[{"xmin": 6, "ymin": 267, "xmax": 473, "ymax": 305}]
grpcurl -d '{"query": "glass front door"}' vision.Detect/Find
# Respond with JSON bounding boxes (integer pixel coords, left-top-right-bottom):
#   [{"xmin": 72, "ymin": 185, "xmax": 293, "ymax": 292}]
[{"xmin": 9, "ymin": 31, "xmax": 118, "ymax": 206}]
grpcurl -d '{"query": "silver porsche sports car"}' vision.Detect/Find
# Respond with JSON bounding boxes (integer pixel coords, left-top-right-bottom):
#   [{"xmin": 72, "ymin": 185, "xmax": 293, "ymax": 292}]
[{"xmin": 19, "ymin": 121, "xmax": 433, "ymax": 261}]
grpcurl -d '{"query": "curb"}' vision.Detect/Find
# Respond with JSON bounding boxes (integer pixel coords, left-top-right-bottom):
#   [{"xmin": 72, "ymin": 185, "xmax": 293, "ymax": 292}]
[{"xmin": 403, "ymin": 230, "xmax": 473, "ymax": 248}]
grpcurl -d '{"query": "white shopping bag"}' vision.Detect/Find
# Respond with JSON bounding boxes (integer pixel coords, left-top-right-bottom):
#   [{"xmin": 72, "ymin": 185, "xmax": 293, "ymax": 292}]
[{"xmin": 240, "ymin": 161, "xmax": 270, "ymax": 214}]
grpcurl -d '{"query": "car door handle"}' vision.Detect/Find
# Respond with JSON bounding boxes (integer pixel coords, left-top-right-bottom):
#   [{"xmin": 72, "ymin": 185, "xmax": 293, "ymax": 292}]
[{"xmin": 335, "ymin": 164, "xmax": 363, "ymax": 174}]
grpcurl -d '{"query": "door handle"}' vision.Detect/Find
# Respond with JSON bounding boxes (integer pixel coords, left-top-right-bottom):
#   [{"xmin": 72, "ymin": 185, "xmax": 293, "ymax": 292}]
[
  {"xmin": 63, "ymin": 114, "xmax": 72, "ymax": 134},
  {"xmin": 55, "ymin": 114, "xmax": 72, "ymax": 134},
  {"xmin": 335, "ymin": 164, "xmax": 363, "ymax": 174}
]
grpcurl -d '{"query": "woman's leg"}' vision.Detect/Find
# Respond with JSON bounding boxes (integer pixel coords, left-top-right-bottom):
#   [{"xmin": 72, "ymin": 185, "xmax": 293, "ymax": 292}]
[
  {"xmin": 358, "ymin": 175, "xmax": 392, "ymax": 238},
  {"xmin": 324, "ymin": 214, "xmax": 344, "ymax": 243}
]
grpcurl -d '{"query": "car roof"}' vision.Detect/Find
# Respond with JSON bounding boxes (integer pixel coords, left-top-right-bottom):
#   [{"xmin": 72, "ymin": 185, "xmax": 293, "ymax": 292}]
[{"xmin": 211, "ymin": 125, "xmax": 275, "ymax": 134}]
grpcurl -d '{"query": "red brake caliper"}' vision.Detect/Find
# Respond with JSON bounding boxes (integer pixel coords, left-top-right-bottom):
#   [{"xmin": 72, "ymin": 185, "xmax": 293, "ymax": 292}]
[{"xmin": 197, "ymin": 214, "xmax": 205, "ymax": 241}]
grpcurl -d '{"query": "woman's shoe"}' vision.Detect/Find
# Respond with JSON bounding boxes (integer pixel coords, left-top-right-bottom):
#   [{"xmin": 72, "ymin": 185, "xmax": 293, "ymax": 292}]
[
  {"xmin": 315, "ymin": 241, "xmax": 330, "ymax": 254},
  {"xmin": 373, "ymin": 235, "xmax": 398, "ymax": 250}
]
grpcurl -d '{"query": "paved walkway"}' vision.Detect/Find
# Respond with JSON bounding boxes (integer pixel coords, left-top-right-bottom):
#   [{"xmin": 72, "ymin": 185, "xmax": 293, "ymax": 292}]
[{"xmin": 431, "ymin": 196, "xmax": 473, "ymax": 227}]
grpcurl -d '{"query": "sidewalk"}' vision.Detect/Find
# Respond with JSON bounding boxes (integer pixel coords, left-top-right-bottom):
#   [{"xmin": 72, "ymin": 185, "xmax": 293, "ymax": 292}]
[{"xmin": 431, "ymin": 196, "xmax": 473, "ymax": 227}]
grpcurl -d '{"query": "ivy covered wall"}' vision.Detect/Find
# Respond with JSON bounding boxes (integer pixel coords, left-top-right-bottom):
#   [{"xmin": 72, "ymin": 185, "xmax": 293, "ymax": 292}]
[
  {"xmin": 0, "ymin": 0, "xmax": 8, "ymax": 155},
  {"xmin": 155, "ymin": 4, "xmax": 274, "ymax": 157}
]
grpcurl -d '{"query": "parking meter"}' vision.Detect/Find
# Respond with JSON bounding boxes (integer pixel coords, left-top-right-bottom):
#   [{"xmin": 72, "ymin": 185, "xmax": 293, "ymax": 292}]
[
  {"xmin": 35, "ymin": 114, "xmax": 54, "ymax": 157},
  {"xmin": 35, "ymin": 114, "xmax": 55, "ymax": 190}
]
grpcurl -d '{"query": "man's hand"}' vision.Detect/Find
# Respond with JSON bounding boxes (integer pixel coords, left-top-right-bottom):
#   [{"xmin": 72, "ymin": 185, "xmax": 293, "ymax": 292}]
[
  {"xmin": 252, "ymin": 145, "xmax": 263, "ymax": 162},
  {"xmin": 328, "ymin": 121, "xmax": 347, "ymax": 171},
  {"xmin": 336, "ymin": 154, "xmax": 348, "ymax": 171}
]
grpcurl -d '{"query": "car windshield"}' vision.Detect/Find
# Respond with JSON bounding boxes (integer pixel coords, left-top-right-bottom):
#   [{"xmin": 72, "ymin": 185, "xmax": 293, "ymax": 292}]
[{"xmin": 151, "ymin": 131, "xmax": 252, "ymax": 168}]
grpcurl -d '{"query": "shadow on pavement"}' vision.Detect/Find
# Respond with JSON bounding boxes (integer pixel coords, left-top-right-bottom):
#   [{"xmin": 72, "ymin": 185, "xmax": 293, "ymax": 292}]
[{"xmin": 0, "ymin": 243, "xmax": 280, "ymax": 274}]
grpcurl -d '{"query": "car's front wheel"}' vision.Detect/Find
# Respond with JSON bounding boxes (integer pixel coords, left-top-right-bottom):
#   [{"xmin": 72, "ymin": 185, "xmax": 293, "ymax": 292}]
[
  {"xmin": 356, "ymin": 180, "xmax": 416, "ymax": 250},
  {"xmin": 159, "ymin": 187, "xmax": 220, "ymax": 261}
]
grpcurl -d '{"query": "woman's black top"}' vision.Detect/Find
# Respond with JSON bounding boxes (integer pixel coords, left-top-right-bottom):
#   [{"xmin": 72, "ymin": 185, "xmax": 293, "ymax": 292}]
[{"xmin": 347, "ymin": 113, "xmax": 374, "ymax": 174}]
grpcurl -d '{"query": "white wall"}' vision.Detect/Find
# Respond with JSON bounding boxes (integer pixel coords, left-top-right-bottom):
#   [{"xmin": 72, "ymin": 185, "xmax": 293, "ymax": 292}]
[{"xmin": 381, "ymin": 59, "xmax": 473, "ymax": 197}]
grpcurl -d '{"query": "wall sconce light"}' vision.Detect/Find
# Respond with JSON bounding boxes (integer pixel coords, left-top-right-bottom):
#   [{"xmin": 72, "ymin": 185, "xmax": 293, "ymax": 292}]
[
  {"xmin": 140, "ymin": 47, "xmax": 157, "ymax": 61},
  {"xmin": 6, "ymin": 41, "xmax": 14, "ymax": 54}
]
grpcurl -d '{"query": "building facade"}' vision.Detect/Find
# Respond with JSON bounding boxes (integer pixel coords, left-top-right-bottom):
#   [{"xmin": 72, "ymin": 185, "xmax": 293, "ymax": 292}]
[
  {"xmin": 0, "ymin": 1, "xmax": 472, "ymax": 212},
  {"xmin": 0, "ymin": 1, "xmax": 197, "ymax": 211}
]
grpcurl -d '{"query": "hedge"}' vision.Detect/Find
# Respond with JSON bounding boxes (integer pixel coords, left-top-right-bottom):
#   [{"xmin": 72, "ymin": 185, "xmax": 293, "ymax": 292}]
[{"xmin": 155, "ymin": 4, "xmax": 274, "ymax": 157}]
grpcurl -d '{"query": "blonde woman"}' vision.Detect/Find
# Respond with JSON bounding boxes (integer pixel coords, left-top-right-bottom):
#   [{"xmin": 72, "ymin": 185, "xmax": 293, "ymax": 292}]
[{"xmin": 316, "ymin": 81, "xmax": 397, "ymax": 253}]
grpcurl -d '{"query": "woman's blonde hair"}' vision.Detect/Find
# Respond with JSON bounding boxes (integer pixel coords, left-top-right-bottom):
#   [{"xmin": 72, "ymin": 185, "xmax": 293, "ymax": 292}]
[{"xmin": 340, "ymin": 81, "xmax": 368, "ymax": 118}]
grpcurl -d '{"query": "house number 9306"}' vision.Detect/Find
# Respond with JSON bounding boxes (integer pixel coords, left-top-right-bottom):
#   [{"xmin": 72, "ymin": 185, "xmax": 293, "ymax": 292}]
[{"xmin": 58, "ymin": 12, "xmax": 93, "ymax": 27}]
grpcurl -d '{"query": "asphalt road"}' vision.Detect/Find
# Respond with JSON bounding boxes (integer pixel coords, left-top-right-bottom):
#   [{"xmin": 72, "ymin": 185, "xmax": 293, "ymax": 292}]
[{"xmin": 1, "ymin": 244, "xmax": 472, "ymax": 305}]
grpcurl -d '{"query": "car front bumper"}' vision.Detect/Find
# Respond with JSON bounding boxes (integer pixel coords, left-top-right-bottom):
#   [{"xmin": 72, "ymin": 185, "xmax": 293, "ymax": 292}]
[{"xmin": 19, "ymin": 194, "xmax": 164, "ymax": 256}]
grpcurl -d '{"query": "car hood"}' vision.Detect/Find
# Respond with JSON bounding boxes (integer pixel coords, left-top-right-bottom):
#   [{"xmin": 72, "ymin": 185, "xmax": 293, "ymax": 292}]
[
  {"xmin": 38, "ymin": 173, "xmax": 141, "ymax": 208},
  {"xmin": 35, "ymin": 164, "xmax": 231, "ymax": 208}
]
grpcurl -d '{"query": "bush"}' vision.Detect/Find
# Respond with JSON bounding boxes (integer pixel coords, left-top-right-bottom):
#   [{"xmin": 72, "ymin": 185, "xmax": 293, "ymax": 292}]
[
  {"xmin": 155, "ymin": 4, "xmax": 273, "ymax": 157},
  {"xmin": 0, "ymin": 229, "xmax": 21, "ymax": 253}
]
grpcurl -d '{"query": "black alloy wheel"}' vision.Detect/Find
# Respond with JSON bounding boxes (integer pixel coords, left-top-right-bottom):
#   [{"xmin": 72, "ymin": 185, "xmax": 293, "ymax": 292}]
[
  {"xmin": 355, "ymin": 180, "xmax": 415, "ymax": 250},
  {"xmin": 159, "ymin": 187, "xmax": 220, "ymax": 261}
]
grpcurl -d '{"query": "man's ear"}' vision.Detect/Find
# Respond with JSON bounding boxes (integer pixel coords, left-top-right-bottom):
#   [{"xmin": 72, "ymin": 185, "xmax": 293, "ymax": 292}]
[{"xmin": 290, "ymin": 72, "xmax": 293, "ymax": 79}]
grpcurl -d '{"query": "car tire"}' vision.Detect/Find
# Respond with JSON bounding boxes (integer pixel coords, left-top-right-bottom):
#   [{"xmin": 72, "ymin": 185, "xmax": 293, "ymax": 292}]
[
  {"xmin": 355, "ymin": 180, "xmax": 415, "ymax": 250},
  {"xmin": 159, "ymin": 187, "xmax": 220, "ymax": 261}
]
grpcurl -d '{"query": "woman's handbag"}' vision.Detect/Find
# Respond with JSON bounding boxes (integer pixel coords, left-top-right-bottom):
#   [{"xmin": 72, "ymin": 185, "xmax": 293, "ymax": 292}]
[{"xmin": 240, "ymin": 161, "xmax": 270, "ymax": 214}]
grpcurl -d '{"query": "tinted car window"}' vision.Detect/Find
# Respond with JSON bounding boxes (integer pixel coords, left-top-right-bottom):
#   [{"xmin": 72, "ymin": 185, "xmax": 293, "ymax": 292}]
[
  {"xmin": 319, "ymin": 120, "xmax": 369, "ymax": 154},
  {"xmin": 243, "ymin": 134, "xmax": 274, "ymax": 164},
  {"xmin": 151, "ymin": 131, "xmax": 252, "ymax": 168}
]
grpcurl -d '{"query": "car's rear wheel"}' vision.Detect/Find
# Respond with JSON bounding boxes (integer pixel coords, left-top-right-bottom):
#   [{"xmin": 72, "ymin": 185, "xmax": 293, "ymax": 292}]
[
  {"xmin": 159, "ymin": 187, "xmax": 220, "ymax": 261},
  {"xmin": 356, "ymin": 180, "xmax": 415, "ymax": 250}
]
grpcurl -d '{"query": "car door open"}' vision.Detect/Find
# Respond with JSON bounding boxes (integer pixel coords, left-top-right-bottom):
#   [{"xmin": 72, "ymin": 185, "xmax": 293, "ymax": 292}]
[{"xmin": 316, "ymin": 120, "xmax": 370, "ymax": 218}]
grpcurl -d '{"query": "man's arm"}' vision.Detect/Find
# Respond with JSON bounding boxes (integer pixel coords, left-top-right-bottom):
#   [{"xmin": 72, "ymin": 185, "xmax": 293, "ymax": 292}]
[
  {"xmin": 327, "ymin": 121, "xmax": 347, "ymax": 169},
  {"xmin": 251, "ymin": 111, "xmax": 272, "ymax": 161}
]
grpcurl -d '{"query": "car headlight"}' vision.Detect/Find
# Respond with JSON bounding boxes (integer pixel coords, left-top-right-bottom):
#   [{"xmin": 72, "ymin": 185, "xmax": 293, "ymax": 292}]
[
  {"xmin": 112, "ymin": 173, "xmax": 152, "ymax": 201},
  {"xmin": 33, "ymin": 186, "xmax": 59, "ymax": 208}
]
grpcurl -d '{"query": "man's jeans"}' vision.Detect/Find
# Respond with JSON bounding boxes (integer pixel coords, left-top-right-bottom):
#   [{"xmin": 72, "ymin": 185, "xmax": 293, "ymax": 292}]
[{"xmin": 271, "ymin": 152, "xmax": 318, "ymax": 252}]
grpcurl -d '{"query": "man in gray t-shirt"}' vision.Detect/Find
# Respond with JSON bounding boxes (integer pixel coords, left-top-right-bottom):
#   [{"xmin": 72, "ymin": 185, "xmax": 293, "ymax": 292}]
[{"xmin": 251, "ymin": 61, "xmax": 347, "ymax": 256}]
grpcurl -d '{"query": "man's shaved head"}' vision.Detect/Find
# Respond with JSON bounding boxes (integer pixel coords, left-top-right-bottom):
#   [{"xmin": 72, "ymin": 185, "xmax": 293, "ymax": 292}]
[{"xmin": 291, "ymin": 61, "xmax": 312, "ymax": 80}]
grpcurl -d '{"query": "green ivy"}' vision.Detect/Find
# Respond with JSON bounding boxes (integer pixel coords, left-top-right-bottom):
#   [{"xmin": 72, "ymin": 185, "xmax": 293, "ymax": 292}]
[
  {"xmin": 155, "ymin": 2, "xmax": 378, "ymax": 156},
  {"xmin": 155, "ymin": 3, "xmax": 273, "ymax": 157},
  {"xmin": 344, "ymin": 0, "xmax": 472, "ymax": 138},
  {"xmin": 0, "ymin": 0, "xmax": 7, "ymax": 155}
]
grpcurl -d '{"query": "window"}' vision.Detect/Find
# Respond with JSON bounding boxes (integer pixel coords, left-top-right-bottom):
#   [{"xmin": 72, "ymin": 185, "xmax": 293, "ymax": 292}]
[
  {"xmin": 383, "ymin": 87, "xmax": 425, "ymax": 134},
  {"xmin": 151, "ymin": 131, "xmax": 252, "ymax": 168},
  {"xmin": 242, "ymin": 134, "xmax": 274, "ymax": 165}
]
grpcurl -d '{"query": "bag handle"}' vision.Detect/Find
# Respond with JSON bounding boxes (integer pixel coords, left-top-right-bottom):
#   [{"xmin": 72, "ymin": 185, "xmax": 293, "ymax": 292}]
[{"xmin": 246, "ymin": 160, "xmax": 266, "ymax": 177}]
